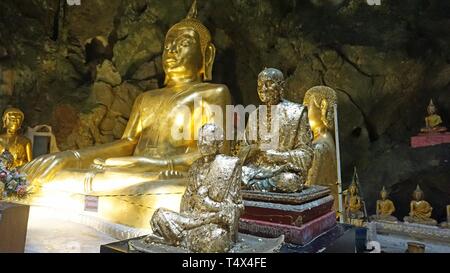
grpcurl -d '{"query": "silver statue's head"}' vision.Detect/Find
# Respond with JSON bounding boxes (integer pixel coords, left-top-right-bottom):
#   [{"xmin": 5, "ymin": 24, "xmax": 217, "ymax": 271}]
[
  {"xmin": 257, "ymin": 68, "xmax": 285, "ymax": 105},
  {"xmin": 198, "ymin": 123, "xmax": 224, "ymax": 156}
]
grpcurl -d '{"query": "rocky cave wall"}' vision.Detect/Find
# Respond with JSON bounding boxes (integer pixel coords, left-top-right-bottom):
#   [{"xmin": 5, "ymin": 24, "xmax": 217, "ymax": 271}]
[{"xmin": 0, "ymin": 0, "xmax": 449, "ymax": 220}]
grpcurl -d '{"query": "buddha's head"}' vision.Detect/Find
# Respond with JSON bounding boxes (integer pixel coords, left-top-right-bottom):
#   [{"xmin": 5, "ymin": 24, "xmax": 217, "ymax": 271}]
[
  {"xmin": 304, "ymin": 86, "xmax": 337, "ymax": 138},
  {"xmin": 257, "ymin": 68, "xmax": 284, "ymax": 106},
  {"xmin": 413, "ymin": 185, "xmax": 424, "ymax": 201},
  {"xmin": 380, "ymin": 186, "xmax": 388, "ymax": 200},
  {"xmin": 163, "ymin": 0, "xmax": 215, "ymax": 86},
  {"xmin": 198, "ymin": 123, "xmax": 224, "ymax": 159},
  {"xmin": 427, "ymin": 99, "xmax": 437, "ymax": 115},
  {"xmin": 349, "ymin": 182, "xmax": 357, "ymax": 195},
  {"xmin": 2, "ymin": 107, "xmax": 24, "ymax": 135}
]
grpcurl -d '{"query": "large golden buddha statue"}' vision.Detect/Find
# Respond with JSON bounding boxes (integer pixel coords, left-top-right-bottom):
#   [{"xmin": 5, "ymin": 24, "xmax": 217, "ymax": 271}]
[
  {"xmin": 239, "ymin": 68, "xmax": 314, "ymax": 193},
  {"xmin": 403, "ymin": 185, "xmax": 437, "ymax": 226},
  {"xmin": 0, "ymin": 108, "xmax": 32, "ymax": 169},
  {"xmin": 421, "ymin": 99, "xmax": 447, "ymax": 133},
  {"xmin": 303, "ymin": 86, "xmax": 338, "ymax": 208},
  {"xmin": 22, "ymin": 1, "xmax": 231, "ymax": 195}
]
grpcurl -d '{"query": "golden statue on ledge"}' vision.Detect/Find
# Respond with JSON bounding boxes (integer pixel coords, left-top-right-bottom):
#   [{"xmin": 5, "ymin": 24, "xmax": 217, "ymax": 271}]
[
  {"xmin": 239, "ymin": 68, "xmax": 313, "ymax": 193},
  {"xmin": 440, "ymin": 205, "xmax": 450, "ymax": 228},
  {"xmin": 21, "ymin": 1, "xmax": 231, "ymax": 196},
  {"xmin": 421, "ymin": 99, "xmax": 447, "ymax": 133},
  {"xmin": 403, "ymin": 185, "xmax": 437, "ymax": 226},
  {"xmin": 303, "ymin": 86, "xmax": 338, "ymax": 209},
  {"xmin": 138, "ymin": 124, "xmax": 243, "ymax": 253},
  {"xmin": 0, "ymin": 108, "xmax": 32, "ymax": 169},
  {"xmin": 370, "ymin": 186, "xmax": 397, "ymax": 222},
  {"xmin": 344, "ymin": 180, "xmax": 364, "ymax": 226}
]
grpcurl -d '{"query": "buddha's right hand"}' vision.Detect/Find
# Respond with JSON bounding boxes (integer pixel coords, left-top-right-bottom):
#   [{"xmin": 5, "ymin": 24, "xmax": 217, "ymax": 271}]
[{"xmin": 20, "ymin": 151, "xmax": 80, "ymax": 184}]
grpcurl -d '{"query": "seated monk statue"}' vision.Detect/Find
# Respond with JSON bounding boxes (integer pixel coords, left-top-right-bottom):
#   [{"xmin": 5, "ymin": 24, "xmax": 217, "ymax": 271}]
[
  {"xmin": 421, "ymin": 99, "xmax": 447, "ymax": 133},
  {"xmin": 370, "ymin": 186, "xmax": 397, "ymax": 222},
  {"xmin": 0, "ymin": 107, "xmax": 32, "ymax": 169},
  {"xmin": 403, "ymin": 185, "xmax": 437, "ymax": 226},
  {"xmin": 239, "ymin": 68, "xmax": 314, "ymax": 193},
  {"xmin": 21, "ymin": 1, "xmax": 232, "ymax": 194},
  {"xmin": 344, "ymin": 180, "xmax": 364, "ymax": 225},
  {"xmin": 303, "ymin": 86, "xmax": 338, "ymax": 209},
  {"xmin": 143, "ymin": 124, "xmax": 243, "ymax": 252}
]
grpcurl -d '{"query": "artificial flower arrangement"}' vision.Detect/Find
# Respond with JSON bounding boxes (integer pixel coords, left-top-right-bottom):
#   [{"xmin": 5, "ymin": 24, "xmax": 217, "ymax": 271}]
[{"xmin": 0, "ymin": 149, "xmax": 30, "ymax": 200}]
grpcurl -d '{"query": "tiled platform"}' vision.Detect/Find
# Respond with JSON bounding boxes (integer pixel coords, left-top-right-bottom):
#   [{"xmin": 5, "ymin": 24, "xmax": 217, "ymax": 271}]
[{"xmin": 25, "ymin": 206, "xmax": 116, "ymax": 253}]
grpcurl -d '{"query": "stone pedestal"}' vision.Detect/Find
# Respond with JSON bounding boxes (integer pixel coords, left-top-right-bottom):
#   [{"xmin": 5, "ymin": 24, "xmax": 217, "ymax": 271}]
[
  {"xmin": 0, "ymin": 201, "xmax": 30, "ymax": 253},
  {"xmin": 370, "ymin": 220, "xmax": 450, "ymax": 253},
  {"xmin": 101, "ymin": 224, "xmax": 357, "ymax": 253},
  {"xmin": 374, "ymin": 220, "xmax": 450, "ymax": 244},
  {"xmin": 242, "ymin": 195, "xmax": 334, "ymax": 226},
  {"xmin": 411, "ymin": 132, "xmax": 450, "ymax": 148},
  {"xmin": 29, "ymin": 178, "xmax": 186, "ymax": 229},
  {"xmin": 128, "ymin": 233, "xmax": 285, "ymax": 253},
  {"xmin": 239, "ymin": 186, "xmax": 336, "ymax": 245},
  {"xmin": 240, "ymin": 211, "xmax": 336, "ymax": 246}
]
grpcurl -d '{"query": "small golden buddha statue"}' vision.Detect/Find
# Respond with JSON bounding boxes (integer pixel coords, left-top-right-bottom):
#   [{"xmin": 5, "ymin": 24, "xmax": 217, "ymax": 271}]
[
  {"xmin": 303, "ymin": 86, "xmax": 338, "ymax": 209},
  {"xmin": 21, "ymin": 1, "xmax": 231, "ymax": 195},
  {"xmin": 140, "ymin": 124, "xmax": 243, "ymax": 252},
  {"xmin": 439, "ymin": 205, "xmax": 450, "ymax": 229},
  {"xmin": 421, "ymin": 99, "xmax": 447, "ymax": 133},
  {"xmin": 370, "ymin": 186, "xmax": 397, "ymax": 222},
  {"xmin": 239, "ymin": 68, "xmax": 313, "ymax": 193},
  {"xmin": 0, "ymin": 108, "xmax": 32, "ymax": 169},
  {"xmin": 344, "ymin": 180, "xmax": 364, "ymax": 225},
  {"xmin": 403, "ymin": 185, "xmax": 437, "ymax": 226}
]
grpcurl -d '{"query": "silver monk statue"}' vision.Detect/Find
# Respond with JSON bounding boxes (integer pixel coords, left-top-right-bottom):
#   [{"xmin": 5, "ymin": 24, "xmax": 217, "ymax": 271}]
[
  {"xmin": 143, "ymin": 123, "xmax": 243, "ymax": 252},
  {"xmin": 239, "ymin": 68, "xmax": 314, "ymax": 192}
]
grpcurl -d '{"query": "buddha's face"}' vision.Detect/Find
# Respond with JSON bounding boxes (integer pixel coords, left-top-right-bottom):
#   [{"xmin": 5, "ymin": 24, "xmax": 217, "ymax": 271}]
[
  {"xmin": 257, "ymin": 78, "xmax": 282, "ymax": 105},
  {"xmin": 381, "ymin": 191, "xmax": 388, "ymax": 200},
  {"xmin": 427, "ymin": 105, "xmax": 436, "ymax": 115},
  {"xmin": 198, "ymin": 125, "xmax": 223, "ymax": 157},
  {"xmin": 413, "ymin": 191, "xmax": 423, "ymax": 201},
  {"xmin": 349, "ymin": 185, "xmax": 356, "ymax": 195},
  {"xmin": 163, "ymin": 28, "xmax": 203, "ymax": 81},
  {"xmin": 3, "ymin": 112, "xmax": 23, "ymax": 134}
]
